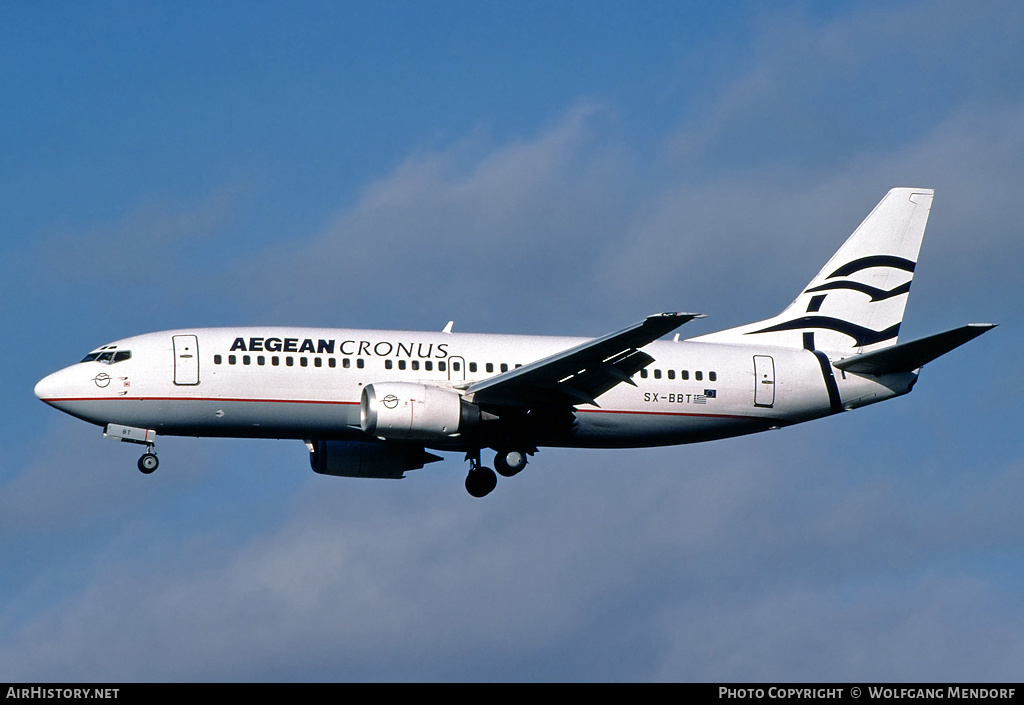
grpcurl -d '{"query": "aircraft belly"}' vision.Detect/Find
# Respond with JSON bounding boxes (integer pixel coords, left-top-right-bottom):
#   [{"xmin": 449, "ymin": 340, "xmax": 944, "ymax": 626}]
[
  {"xmin": 54, "ymin": 398, "xmax": 363, "ymax": 440},
  {"xmin": 566, "ymin": 408, "xmax": 775, "ymax": 448}
]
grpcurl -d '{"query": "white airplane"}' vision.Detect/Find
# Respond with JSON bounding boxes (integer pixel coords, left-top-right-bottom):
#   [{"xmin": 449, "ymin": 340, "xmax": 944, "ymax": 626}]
[{"xmin": 35, "ymin": 188, "xmax": 994, "ymax": 497}]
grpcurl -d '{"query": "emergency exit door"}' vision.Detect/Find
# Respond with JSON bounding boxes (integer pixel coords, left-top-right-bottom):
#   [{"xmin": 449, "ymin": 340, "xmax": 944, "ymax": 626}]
[
  {"xmin": 753, "ymin": 355, "xmax": 775, "ymax": 408},
  {"xmin": 173, "ymin": 335, "xmax": 200, "ymax": 385}
]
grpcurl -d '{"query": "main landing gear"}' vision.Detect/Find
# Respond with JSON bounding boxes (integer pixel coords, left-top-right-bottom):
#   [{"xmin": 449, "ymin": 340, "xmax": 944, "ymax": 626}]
[
  {"xmin": 464, "ymin": 449, "xmax": 529, "ymax": 498},
  {"xmin": 494, "ymin": 450, "xmax": 527, "ymax": 477}
]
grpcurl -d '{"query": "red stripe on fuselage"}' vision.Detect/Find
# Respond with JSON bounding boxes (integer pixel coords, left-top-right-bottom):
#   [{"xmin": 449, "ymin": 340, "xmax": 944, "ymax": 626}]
[
  {"xmin": 576, "ymin": 407, "xmax": 762, "ymax": 421},
  {"xmin": 43, "ymin": 396, "xmax": 768, "ymax": 421},
  {"xmin": 42, "ymin": 396, "xmax": 360, "ymax": 405}
]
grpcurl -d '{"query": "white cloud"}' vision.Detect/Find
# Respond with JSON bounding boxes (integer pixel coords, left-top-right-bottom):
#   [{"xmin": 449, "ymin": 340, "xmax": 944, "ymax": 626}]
[
  {"xmin": 4, "ymin": 432, "xmax": 1022, "ymax": 681},
  {"xmin": 226, "ymin": 103, "xmax": 633, "ymax": 333}
]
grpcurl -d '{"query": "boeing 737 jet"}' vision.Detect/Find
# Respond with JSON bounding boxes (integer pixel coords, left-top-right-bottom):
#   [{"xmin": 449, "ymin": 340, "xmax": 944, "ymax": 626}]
[{"xmin": 35, "ymin": 188, "xmax": 994, "ymax": 497}]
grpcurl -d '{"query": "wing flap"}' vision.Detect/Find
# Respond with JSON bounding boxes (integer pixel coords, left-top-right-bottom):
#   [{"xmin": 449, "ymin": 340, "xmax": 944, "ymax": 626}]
[{"xmin": 466, "ymin": 312, "xmax": 703, "ymax": 407}]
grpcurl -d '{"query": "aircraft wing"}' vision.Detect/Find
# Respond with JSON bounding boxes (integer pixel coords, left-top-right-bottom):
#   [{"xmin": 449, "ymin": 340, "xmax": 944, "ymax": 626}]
[{"xmin": 463, "ymin": 312, "xmax": 704, "ymax": 407}]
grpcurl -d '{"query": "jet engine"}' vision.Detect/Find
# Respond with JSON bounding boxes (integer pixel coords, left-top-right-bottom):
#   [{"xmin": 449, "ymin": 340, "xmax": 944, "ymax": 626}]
[
  {"xmin": 309, "ymin": 440, "xmax": 441, "ymax": 479},
  {"xmin": 360, "ymin": 382, "xmax": 481, "ymax": 440}
]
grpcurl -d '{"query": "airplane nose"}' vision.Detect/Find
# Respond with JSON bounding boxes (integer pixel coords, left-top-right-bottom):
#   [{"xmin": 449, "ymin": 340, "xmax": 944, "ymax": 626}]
[
  {"xmin": 35, "ymin": 372, "xmax": 54, "ymax": 401},
  {"xmin": 35, "ymin": 370, "xmax": 65, "ymax": 403}
]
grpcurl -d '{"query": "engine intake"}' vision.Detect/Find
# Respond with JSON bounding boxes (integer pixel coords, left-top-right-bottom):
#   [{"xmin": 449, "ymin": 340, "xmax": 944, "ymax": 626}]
[{"xmin": 361, "ymin": 382, "xmax": 479, "ymax": 440}]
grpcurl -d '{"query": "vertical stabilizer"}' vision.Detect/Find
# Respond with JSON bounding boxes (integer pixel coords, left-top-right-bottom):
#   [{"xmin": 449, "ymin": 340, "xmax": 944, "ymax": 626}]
[{"xmin": 694, "ymin": 188, "xmax": 934, "ymax": 354}]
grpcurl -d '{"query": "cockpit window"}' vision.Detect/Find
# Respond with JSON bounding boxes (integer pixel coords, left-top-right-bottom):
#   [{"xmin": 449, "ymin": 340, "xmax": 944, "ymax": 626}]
[{"xmin": 81, "ymin": 350, "xmax": 131, "ymax": 364}]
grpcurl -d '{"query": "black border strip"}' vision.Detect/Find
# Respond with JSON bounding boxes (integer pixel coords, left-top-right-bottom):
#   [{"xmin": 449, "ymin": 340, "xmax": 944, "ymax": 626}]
[{"xmin": 811, "ymin": 350, "xmax": 843, "ymax": 414}]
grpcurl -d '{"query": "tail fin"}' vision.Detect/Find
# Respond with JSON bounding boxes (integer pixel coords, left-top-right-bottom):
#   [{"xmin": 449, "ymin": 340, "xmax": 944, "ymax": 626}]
[{"xmin": 695, "ymin": 187, "xmax": 934, "ymax": 354}]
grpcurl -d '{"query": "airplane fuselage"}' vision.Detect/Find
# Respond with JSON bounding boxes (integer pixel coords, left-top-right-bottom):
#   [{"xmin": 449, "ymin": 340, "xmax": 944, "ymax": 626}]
[{"xmin": 35, "ymin": 326, "xmax": 917, "ymax": 451}]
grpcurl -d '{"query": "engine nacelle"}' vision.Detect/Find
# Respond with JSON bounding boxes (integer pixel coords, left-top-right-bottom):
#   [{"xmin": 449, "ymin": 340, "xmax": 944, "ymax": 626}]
[
  {"xmin": 361, "ymin": 382, "xmax": 477, "ymax": 440},
  {"xmin": 309, "ymin": 440, "xmax": 440, "ymax": 479}
]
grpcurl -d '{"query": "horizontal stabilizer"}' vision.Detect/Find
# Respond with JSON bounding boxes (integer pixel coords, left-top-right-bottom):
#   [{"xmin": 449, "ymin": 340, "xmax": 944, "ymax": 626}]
[{"xmin": 833, "ymin": 323, "xmax": 996, "ymax": 374}]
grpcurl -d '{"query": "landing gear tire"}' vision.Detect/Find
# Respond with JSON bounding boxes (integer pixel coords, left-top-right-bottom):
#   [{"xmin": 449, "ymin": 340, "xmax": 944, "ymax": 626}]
[
  {"xmin": 494, "ymin": 450, "xmax": 527, "ymax": 477},
  {"xmin": 138, "ymin": 453, "xmax": 159, "ymax": 474},
  {"xmin": 465, "ymin": 466, "xmax": 497, "ymax": 498}
]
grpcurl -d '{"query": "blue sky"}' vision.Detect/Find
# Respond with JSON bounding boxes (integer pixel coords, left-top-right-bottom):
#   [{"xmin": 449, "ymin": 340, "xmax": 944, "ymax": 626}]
[{"xmin": 2, "ymin": 1, "xmax": 1023, "ymax": 681}]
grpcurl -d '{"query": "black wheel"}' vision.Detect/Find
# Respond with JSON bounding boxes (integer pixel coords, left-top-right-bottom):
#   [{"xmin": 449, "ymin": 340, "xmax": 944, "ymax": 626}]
[
  {"xmin": 138, "ymin": 453, "xmax": 159, "ymax": 474},
  {"xmin": 465, "ymin": 466, "xmax": 497, "ymax": 498},
  {"xmin": 494, "ymin": 450, "xmax": 527, "ymax": 477}
]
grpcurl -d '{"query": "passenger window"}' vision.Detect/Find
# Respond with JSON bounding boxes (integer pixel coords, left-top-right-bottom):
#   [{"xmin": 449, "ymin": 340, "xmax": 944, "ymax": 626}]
[
  {"xmin": 486, "ymin": 363, "xmax": 494, "ymax": 373},
  {"xmin": 425, "ymin": 361, "xmax": 433, "ymax": 371},
  {"xmin": 329, "ymin": 358, "xmax": 337, "ymax": 368},
  {"xmin": 243, "ymin": 355, "xmax": 251, "ymax": 365},
  {"xmin": 640, "ymin": 369, "xmax": 648, "ymax": 379},
  {"xmin": 214, "ymin": 354, "xmax": 222, "ymax": 365},
  {"xmin": 357, "ymin": 359, "xmax": 364, "ymax": 369},
  {"xmin": 398, "ymin": 360, "xmax": 406, "ymax": 370},
  {"xmin": 438, "ymin": 361, "xmax": 446, "ymax": 372},
  {"xmin": 681, "ymin": 370, "xmax": 689, "ymax": 380},
  {"xmin": 314, "ymin": 357, "xmax": 322, "ymax": 368},
  {"xmin": 272, "ymin": 356, "xmax": 280, "ymax": 366},
  {"xmin": 500, "ymin": 363, "xmax": 508, "ymax": 373},
  {"xmin": 695, "ymin": 371, "xmax": 703, "ymax": 381},
  {"xmin": 228, "ymin": 355, "xmax": 236, "ymax": 365},
  {"xmin": 385, "ymin": 359, "xmax": 393, "ymax": 370},
  {"xmin": 286, "ymin": 357, "xmax": 294, "ymax": 367},
  {"xmin": 258, "ymin": 356, "xmax": 266, "ymax": 366},
  {"xmin": 709, "ymin": 371, "xmax": 717, "ymax": 382},
  {"xmin": 343, "ymin": 358, "xmax": 350, "ymax": 368},
  {"xmin": 668, "ymin": 370, "xmax": 675, "ymax": 380},
  {"xmin": 452, "ymin": 361, "xmax": 461, "ymax": 372},
  {"xmin": 654, "ymin": 369, "xmax": 662, "ymax": 379},
  {"xmin": 411, "ymin": 360, "xmax": 419, "ymax": 371},
  {"xmin": 300, "ymin": 357, "xmax": 308, "ymax": 367}
]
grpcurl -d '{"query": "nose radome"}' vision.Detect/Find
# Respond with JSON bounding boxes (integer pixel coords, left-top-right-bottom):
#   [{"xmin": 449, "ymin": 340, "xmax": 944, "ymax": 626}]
[
  {"xmin": 35, "ymin": 372, "xmax": 54, "ymax": 401},
  {"xmin": 35, "ymin": 369, "xmax": 67, "ymax": 402}
]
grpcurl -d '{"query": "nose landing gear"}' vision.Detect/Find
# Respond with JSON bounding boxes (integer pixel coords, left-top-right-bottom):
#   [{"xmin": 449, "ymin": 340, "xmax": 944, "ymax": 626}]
[
  {"xmin": 137, "ymin": 449, "xmax": 159, "ymax": 474},
  {"xmin": 104, "ymin": 423, "xmax": 160, "ymax": 475}
]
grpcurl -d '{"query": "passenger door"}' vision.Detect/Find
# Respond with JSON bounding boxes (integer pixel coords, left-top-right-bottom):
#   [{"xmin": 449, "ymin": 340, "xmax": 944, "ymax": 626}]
[
  {"xmin": 173, "ymin": 335, "xmax": 200, "ymax": 385},
  {"xmin": 753, "ymin": 355, "xmax": 775, "ymax": 408}
]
